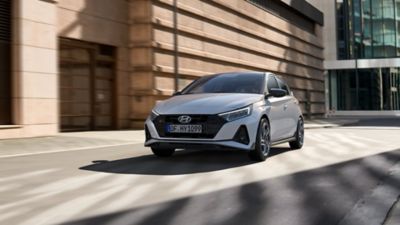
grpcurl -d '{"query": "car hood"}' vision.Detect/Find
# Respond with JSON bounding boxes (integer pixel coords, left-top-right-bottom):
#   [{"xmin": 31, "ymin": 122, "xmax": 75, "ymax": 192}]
[{"xmin": 154, "ymin": 93, "xmax": 263, "ymax": 115}]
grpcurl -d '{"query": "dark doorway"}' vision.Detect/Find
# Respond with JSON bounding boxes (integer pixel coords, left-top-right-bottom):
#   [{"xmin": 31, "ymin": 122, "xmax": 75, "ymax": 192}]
[
  {"xmin": 59, "ymin": 38, "xmax": 116, "ymax": 131},
  {"xmin": 0, "ymin": 0, "xmax": 12, "ymax": 125}
]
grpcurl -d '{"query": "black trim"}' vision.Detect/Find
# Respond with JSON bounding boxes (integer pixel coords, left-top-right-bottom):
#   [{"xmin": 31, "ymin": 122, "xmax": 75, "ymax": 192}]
[
  {"xmin": 233, "ymin": 125, "xmax": 250, "ymax": 145},
  {"xmin": 271, "ymin": 137, "xmax": 296, "ymax": 146},
  {"xmin": 247, "ymin": 0, "xmax": 323, "ymax": 34},
  {"xmin": 280, "ymin": 0, "xmax": 324, "ymax": 26},
  {"xmin": 153, "ymin": 114, "xmax": 227, "ymax": 139},
  {"xmin": 146, "ymin": 140, "xmax": 249, "ymax": 151},
  {"xmin": 145, "ymin": 125, "xmax": 151, "ymax": 142}
]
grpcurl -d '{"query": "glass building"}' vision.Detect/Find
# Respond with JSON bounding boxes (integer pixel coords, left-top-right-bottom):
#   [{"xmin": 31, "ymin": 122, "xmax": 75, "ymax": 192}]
[
  {"xmin": 336, "ymin": 0, "xmax": 400, "ymax": 59},
  {"xmin": 329, "ymin": 68, "xmax": 400, "ymax": 110},
  {"xmin": 312, "ymin": 0, "xmax": 400, "ymax": 113}
]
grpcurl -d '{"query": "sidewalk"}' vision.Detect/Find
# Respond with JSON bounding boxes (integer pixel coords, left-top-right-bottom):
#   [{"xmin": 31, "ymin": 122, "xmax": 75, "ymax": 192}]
[
  {"xmin": 0, "ymin": 130, "xmax": 145, "ymax": 158},
  {"xmin": 304, "ymin": 118, "xmax": 359, "ymax": 129}
]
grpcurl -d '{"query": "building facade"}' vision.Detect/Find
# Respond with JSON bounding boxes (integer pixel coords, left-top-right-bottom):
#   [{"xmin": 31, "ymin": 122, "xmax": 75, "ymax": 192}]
[
  {"xmin": 0, "ymin": 0, "xmax": 324, "ymax": 139},
  {"xmin": 311, "ymin": 0, "xmax": 400, "ymax": 116}
]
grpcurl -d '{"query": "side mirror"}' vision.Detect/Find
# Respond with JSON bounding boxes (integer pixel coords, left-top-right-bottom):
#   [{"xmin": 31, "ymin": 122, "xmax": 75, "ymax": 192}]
[
  {"xmin": 173, "ymin": 91, "xmax": 182, "ymax": 96},
  {"xmin": 266, "ymin": 88, "xmax": 286, "ymax": 98}
]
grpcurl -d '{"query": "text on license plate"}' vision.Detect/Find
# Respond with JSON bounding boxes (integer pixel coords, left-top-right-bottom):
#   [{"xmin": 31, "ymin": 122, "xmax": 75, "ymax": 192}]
[{"xmin": 167, "ymin": 124, "xmax": 202, "ymax": 133}]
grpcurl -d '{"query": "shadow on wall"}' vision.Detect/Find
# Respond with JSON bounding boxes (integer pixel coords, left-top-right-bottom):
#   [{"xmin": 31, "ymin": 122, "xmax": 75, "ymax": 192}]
[
  {"xmin": 277, "ymin": 20, "xmax": 323, "ymax": 118},
  {"xmin": 58, "ymin": 0, "xmax": 92, "ymax": 40},
  {"xmin": 65, "ymin": 149, "xmax": 400, "ymax": 225},
  {"xmin": 58, "ymin": 0, "xmax": 128, "ymax": 45},
  {"xmin": 79, "ymin": 147, "xmax": 294, "ymax": 175}
]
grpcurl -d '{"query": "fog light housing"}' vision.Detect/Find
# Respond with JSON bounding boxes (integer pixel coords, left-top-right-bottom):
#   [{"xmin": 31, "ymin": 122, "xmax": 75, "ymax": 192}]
[
  {"xmin": 145, "ymin": 125, "xmax": 151, "ymax": 141},
  {"xmin": 233, "ymin": 125, "xmax": 250, "ymax": 145}
]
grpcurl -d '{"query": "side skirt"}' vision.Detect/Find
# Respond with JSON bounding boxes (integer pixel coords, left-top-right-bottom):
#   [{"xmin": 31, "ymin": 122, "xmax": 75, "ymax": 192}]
[{"xmin": 271, "ymin": 137, "xmax": 296, "ymax": 146}]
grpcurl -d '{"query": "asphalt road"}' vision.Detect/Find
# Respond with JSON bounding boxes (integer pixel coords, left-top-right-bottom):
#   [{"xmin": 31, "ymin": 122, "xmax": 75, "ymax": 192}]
[{"xmin": 0, "ymin": 126, "xmax": 399, "ymax": 225}]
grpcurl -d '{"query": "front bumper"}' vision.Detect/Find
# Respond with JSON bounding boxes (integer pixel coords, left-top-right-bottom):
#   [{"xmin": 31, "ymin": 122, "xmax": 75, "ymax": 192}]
[{"xmin": 144, "ymin": 113, "xmax": 260, "ymax": 151}]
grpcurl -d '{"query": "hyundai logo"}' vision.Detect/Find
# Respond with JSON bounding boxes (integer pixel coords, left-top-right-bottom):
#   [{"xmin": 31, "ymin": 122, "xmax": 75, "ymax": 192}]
[{"xmin": 178, "ymin": 115, "xmax": 192, "ymax": 124}]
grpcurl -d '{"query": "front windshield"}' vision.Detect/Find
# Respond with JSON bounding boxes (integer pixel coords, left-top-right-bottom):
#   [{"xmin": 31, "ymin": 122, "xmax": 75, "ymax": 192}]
[{"xmin": 182, "ymin": 73, "xmax": 265, "ymax": 94}]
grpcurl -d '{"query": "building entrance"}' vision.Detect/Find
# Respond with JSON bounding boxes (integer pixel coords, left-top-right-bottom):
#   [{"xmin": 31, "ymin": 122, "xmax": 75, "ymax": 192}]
[{"xmin": 59, "ymin": 39, "xmax": 115, "ymax": 131}]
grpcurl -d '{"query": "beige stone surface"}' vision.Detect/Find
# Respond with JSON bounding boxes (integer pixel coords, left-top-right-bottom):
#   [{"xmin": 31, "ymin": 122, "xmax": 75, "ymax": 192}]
[
  {"xmin": 22, "ymin": 124, "xmax": 58, "ymax": 137},
  {"xmin": 58, "ymin": 0, "xmax": 128, "ymax": 23},
  {"xmin": 18, "ymin": 72, "xmax": 57, "ymax": 99},
  {"xmin": 21, "ymin": 99, "xmax": 58, "ymax": 125},
  {"xmin": 131, "ymin": 48, "xmax": 152, "ymax": 66},
  {"xmin": 58, "ymin": 8, "xmax": 129, "ymax": 47},
  {"xmin": 18, "ymin": 0, "xmax": 57, "ymax": 24},
  {"xmin": 17, "ymin": 20, "xmax": 57, "ymax": 49},
  {"xmin": 20, "ymin": 46, "xmax": 57, "ymax": 74},
  {"xmin": 0, "ymin": 127, "xmax": 23, "ymax": 139},
  {"xmin": 116, "ymin": 71, "xmax": 130, "ymax": 96},
  {"xmin": 3, "ymin": 0, "xmax": 59, "ymax": 139}
]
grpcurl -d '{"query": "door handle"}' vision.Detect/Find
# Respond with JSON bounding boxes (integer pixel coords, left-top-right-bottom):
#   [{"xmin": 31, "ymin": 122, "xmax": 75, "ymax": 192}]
[{"xmin": 284, "ymin": 104, "xmax": 288, "ymax": 110}]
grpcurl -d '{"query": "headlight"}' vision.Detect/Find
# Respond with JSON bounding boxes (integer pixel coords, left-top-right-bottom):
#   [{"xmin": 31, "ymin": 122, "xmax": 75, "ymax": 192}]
[
  {"xmin": 219, "ymin": 106, "xmax": 252, "ymax": 122},
  {"xmin": 150, "ymin": 110, "xmax": 159, "ymax": 121}
]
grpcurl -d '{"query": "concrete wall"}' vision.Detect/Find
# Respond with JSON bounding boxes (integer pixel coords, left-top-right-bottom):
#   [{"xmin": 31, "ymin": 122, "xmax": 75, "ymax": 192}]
[
  {"xmin": 307, "ymin": 0, "xmax": 336, "ymax": 62},
  {"xmin": 130, "ymin": 0, "xmax": 325, "ymax": 127}
]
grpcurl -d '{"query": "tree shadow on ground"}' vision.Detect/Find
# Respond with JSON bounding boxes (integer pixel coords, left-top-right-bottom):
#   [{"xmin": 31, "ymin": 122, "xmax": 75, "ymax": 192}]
[
  {"xmin": 79, "ymin": 147, "xmax": 294, "ymax": 175},
  {"xmin": 66, "ymin": 149, "xmax": 400, "ymax": 225}
]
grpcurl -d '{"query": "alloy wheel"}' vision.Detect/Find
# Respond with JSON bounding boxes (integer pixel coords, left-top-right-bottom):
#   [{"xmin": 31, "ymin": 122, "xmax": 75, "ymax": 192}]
[
  {"xmin": 298, "ymin": 119, "xmax": 304, "ymax": 145},
  {"xmin": 259, "ymin": 122, "xmax": 271, "ymax": 156}
]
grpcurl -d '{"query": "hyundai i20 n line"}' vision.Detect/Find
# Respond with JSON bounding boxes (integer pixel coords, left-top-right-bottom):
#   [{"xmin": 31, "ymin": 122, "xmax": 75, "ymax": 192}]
[{"xmin": 145, "ymin": 72, "xmax": 304, "ymax": 161}]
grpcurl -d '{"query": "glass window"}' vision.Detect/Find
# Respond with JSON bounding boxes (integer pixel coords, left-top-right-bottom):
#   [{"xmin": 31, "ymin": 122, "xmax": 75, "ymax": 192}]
[
  {"xmin": 336, "ymin": 0, "xmax": 349, "ymax": 59},
  {"xmin": 336, "ymin": 0, "xmax": 400, "ymax": 59},
  {"xmin": 362, "ymin": 0, "xmax": 372, "ymax": 58},
  {"xmin": 329, "ymin": 68, "xmax": 400, "ymax": 110},
  {"xmin": 182, "ymin": 73, "xmax": 265, "ymax": 94}
]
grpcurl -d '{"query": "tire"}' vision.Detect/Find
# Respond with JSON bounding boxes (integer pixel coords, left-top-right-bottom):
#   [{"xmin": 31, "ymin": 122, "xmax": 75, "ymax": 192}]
[
  {"xmin": 289, "ymin": 117, "xmax": 304, "ymax": 150},
  {"xmin": 248, "ymin": 118, "xmax": 271, "ymax": 162},
  {"xmin": 151, "ymin": 147, "xmax": 175, "ymax": 157}
]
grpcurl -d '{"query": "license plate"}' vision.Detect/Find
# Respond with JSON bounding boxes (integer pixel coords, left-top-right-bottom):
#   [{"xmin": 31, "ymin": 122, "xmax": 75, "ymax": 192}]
[{"xmin": 167, "ymin": 124, "xmax": 202, "ymax": 133}]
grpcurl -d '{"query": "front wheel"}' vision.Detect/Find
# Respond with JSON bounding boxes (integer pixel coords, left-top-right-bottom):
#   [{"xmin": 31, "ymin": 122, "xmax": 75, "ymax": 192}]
[
  {"xmin": 289, "ymin": 117, "xmax": 304, "ymax": 150},
  {"xmin": 151, "ymin": 147, "xmax": 175, "ymax": 157},
  {"xmin": 248, "ymin": 118, "xmax": 271, "ymax": 162}
]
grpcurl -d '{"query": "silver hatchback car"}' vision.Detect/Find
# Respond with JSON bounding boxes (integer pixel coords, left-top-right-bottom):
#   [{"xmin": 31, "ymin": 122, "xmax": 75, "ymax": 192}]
[{"xmin": 145, "ymin": 72, "xmax": 304, "ymax": 161}]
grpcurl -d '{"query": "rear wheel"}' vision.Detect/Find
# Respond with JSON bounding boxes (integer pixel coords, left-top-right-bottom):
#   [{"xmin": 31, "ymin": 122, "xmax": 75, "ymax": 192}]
[
  {"xmin": 151, "ymin": 147, "xmax": 175, "ymax": 157},
  {"xmin": 248, "ymin": 118, "xmax": 271, "ymax": 162},
  {"xmin": 289, "ymin": 117, "xmax": 304, "ymax": 150}
]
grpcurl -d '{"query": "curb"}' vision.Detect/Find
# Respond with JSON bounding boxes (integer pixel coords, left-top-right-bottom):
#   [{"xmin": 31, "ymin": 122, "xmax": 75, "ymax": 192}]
[{"xmin": 304, "ymin": 124, "xmax": 341, "ymax": 129}]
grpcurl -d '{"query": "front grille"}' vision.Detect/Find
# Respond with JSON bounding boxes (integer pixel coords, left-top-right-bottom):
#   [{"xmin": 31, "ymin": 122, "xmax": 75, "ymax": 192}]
[{"xmin": 153, "ymin": 115, "xmax": 227, "ymax": 138}]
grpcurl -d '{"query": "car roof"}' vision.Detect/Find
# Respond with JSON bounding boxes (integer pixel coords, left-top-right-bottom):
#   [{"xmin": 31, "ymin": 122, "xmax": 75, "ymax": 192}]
[{"xmin": 204, "ymin": 71, "xmax": 267, "ymax": 79}]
